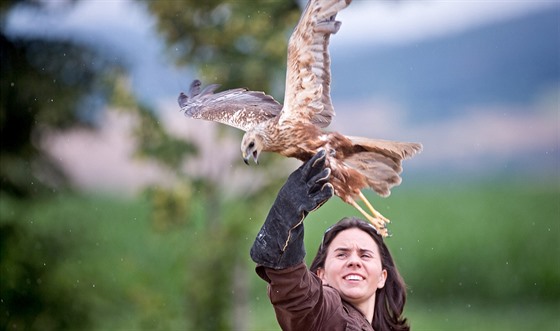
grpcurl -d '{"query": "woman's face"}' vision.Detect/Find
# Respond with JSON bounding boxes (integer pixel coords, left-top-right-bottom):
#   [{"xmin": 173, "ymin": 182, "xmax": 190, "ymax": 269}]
[{"xmin": 317, "ymin": 228, "xmax": 387, "ymax": 309}]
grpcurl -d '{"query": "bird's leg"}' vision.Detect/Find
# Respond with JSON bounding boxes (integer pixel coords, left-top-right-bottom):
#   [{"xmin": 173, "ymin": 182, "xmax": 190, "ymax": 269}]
[
  {"xmin": 347, "ymin": 197, "xmax": 389, "ymax": 237},
  {"xmin": 358, "ymin": 191, "xmax": 390, "ymax": 224}
]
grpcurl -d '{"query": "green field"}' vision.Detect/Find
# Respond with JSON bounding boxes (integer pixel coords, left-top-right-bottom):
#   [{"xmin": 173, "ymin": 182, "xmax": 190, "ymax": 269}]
[{"xmin": 1, "ymin": 180, "xmax": 559, "ymax": 330}]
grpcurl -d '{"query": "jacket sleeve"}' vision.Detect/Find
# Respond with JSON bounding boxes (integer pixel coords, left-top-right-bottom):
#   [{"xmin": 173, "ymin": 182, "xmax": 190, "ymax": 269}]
[{"xmin": 256, "ymin": 262, "xmax": 347, "ymax": 331}]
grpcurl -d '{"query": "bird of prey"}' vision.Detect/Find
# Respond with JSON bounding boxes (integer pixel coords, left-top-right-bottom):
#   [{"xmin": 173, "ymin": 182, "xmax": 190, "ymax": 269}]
[{"xmin": 178, "ymin": 0, "xmax": 422, "ymax": 237}]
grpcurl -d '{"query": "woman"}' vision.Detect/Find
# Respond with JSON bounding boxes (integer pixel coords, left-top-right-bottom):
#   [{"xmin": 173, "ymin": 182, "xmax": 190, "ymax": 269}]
[{"xmin": 251, "ymin": 150, "xmax": 409, "ymax": 331}]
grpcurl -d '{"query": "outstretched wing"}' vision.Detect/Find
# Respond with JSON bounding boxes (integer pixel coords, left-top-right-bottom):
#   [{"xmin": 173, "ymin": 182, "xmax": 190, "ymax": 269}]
[
  {"xmin": 280, "ymin": 0, "xmax": 351, "ymax": 128},
  {"xmin": 178, "ymin": 80, "xmax": 283, "ymax": 132}
]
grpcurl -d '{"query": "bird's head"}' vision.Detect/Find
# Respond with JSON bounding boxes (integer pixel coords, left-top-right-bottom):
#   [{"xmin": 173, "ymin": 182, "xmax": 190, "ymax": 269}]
[{"xmin": 241, "ymin": 132, "xmax": 264, "ymax": 165}]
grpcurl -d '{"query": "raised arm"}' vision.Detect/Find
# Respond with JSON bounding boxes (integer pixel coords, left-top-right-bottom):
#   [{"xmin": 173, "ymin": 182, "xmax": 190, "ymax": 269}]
[
  {"xmin": 250, "ymin": 150, "xmax": 343, "ymax": 330},
  {"xmin": 250, "ymin": 150, "xmax": 333, "ymax": 271}
]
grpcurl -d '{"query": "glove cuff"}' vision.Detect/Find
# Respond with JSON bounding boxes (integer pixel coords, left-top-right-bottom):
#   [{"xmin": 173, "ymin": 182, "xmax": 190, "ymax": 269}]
[{"xmin": 250, "ymin": 206, "xmax": 306, "ymax": 269}]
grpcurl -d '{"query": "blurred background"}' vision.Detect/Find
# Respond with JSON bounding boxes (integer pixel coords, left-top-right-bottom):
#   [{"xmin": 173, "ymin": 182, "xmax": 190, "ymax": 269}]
[{"xmin": 1, "ymin": 0, "xmax": 558, "ymax": 330}]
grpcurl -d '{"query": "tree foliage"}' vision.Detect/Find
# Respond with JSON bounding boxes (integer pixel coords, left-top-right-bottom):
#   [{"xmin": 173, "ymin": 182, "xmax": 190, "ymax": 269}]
[
  {"xmin": 125, "ymin": 2, "xmax": 304, "ymax": 329},
  {"xmin": 1, "ymin": 1, "xmax": 122, "ymax": 328},
  {"xmin": 0, "ymin": 2, "xmax": 120, "ymax": 197}
]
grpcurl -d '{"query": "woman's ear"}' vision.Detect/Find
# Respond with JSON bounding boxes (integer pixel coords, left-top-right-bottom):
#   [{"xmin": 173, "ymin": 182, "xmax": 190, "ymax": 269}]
[
  {"xmin": 377, "ymin": 269, "xmax": 388, "ymax": 289},
  {"xmin": 316, "ymin": 268, "xmax": 328, "ymax": 284}
]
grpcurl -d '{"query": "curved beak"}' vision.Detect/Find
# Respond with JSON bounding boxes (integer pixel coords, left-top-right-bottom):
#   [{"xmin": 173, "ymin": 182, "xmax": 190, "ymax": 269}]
[{"xmin": 242, "ymin": 151, "xmax": 258, "ymax": 165}]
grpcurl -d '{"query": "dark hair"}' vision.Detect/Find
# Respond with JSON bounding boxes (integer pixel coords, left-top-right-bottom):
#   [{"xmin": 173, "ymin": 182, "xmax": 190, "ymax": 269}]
[{"xmin": 310, "ymin": 217, "xmax": 409, "ymax": 331}]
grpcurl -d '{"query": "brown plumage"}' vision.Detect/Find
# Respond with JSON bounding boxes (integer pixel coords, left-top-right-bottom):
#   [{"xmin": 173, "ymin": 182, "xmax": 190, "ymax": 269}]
[{"xmin": 178, "ymin": 0, "xmax": 422, "ymax": 236}]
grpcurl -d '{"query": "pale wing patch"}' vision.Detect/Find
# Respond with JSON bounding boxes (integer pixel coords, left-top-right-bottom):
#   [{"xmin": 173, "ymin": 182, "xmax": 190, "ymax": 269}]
[{"xmin": 178, "ymin": 80, "xmax": 282, "ymax": 132}]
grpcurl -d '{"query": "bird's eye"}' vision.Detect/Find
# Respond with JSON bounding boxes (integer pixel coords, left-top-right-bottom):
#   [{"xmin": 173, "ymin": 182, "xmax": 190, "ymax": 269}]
[{"xmin": 248, "ymin": 142, "xmax": 255, "ymax": 149}]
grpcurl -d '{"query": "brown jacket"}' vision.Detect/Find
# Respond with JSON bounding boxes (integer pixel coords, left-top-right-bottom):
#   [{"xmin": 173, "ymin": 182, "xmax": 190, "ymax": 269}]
[{"xmin": 256, "ymin": 262, "xmax": 374, "ymax": 331}]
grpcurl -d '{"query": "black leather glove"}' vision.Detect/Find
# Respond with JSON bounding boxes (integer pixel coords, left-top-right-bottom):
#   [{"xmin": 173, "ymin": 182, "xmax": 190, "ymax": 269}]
[{"xmin": 250, "ymin": 150, "xmax": 334, "ymax": 269}]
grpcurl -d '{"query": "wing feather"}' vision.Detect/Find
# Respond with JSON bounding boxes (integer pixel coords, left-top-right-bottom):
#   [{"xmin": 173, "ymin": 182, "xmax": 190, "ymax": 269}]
[
  {"xmin": 178, "ymin": 80, "xmax": 282, "ymax": 132},
  {"xmin": 280, "ymin": 0, "xmax": 351, "ymax": 128}
]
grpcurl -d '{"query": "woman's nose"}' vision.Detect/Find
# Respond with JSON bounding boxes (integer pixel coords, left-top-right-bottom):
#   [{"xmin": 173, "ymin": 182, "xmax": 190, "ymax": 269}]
[{"xmin": 346, "ymin": 253, "xmax": 362, "ymax": 268}]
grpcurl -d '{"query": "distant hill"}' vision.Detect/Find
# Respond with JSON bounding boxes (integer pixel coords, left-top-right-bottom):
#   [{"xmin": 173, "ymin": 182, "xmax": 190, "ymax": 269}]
[{"xmin": 330, "ymin": 8, "xmax": 560, "ymax": 122}]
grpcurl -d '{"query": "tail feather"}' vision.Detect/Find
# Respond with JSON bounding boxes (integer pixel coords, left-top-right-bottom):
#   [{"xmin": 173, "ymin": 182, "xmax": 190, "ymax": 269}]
[
  {"xmin": 343, "ymin": 136, "xmax": 422, "ymax": 197},
  {"xmin": 345, "ymin": 152, "xmax": 402, "ymax": 197}
]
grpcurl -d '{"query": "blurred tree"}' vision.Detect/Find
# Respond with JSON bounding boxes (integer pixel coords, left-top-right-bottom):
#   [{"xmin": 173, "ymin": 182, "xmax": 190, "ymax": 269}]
[
  {"xmin": 1, "ymin": 1, "xmax": 123, "ymax": 329},
  {"xmin": 126, "ymin": 1, "xmax": 302, "ymax": 329},
  {"xmin": 0, "ymin": 2, "xmax": 120, "ymax": 197}
]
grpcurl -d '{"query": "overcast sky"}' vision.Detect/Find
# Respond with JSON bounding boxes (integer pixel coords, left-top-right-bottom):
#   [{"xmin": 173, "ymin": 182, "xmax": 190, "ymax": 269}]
[
  {"xmin": 334, "ymin": 0, "xmax": 558, "ymax": 47},
  {"xmin": 6, "ymin": 0, "xmax": 559, "ymax": 104}
]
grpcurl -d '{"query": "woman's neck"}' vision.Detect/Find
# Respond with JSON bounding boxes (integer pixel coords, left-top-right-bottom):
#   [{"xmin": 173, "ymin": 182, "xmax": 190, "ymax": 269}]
[
  {"xmin": 345, "ymin": 295, "xmax": 376, "ymax": 324},
  {"xmin": 356, "ymin": 300, "xmax": 375, "ymax": 324}
]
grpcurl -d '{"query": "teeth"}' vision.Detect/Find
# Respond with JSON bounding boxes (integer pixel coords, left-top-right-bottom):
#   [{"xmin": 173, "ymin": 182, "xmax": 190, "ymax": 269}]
[{"xmin": 345, "ymin": 275, "xmax": 363, "ymax": 281}]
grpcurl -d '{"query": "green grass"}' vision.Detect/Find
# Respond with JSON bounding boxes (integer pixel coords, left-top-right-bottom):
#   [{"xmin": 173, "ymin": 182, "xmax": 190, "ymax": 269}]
[
  {"xmin": 1, "ymin": 193, "xmax": 191, "ymax": 330},
  {"xmin": 406, "ymin": 300, "xmax": 560, "ymax": 331},
  {"xmin": 1, "ymin": 180, "xmax": 558, "ymax": 330}
]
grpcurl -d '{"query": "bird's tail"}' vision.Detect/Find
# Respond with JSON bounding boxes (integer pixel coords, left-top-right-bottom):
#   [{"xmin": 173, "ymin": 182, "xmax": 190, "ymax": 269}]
[{"xmin": 344, "ymin": 136, "xmax": 423, "ymax": 197}]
